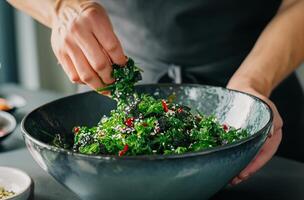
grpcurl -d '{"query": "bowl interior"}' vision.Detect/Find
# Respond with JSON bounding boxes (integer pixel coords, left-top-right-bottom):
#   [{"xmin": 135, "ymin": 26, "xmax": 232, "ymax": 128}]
[
  {"xmin": 22, "ymin": 84, "xmax": 272, "ymax": 154},
  {"xmin": 0, "ymin": 167, "xmax": 31, "ymax": 197}
]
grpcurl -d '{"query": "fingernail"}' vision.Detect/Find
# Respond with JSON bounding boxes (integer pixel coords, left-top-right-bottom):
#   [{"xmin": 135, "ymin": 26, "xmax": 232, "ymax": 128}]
[
  {"xmin": 234, "ymin": 179, "xmax": 242, "ymax": 185},
  {"xmin": 123, "ymin": 56, "xmax": 128, "ymax": 66},
  {"xmin": 230, "ymin": 178, "xmax": 242, "ymax": 186},
  {"xmin": 109, "ymin": 79, "xmax": 116, "ymax": 84},
  {"xmin": 240, "ymin": 173, "xmax": 250, "ymax": 180}
]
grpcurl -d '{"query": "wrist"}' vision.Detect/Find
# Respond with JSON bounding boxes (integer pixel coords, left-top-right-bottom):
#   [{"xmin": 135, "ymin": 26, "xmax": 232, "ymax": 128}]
[
  {"xmin": 227, "ymin": 72, "xmax": 272, "ymax": 98},
  {"xmin": 51, "ymin": 0, "xmax": 65, "ymax": 28},
  {"xmin": 52, "ymin": 0, "xmax": 78, "ymax": 27},
  {"xmin": 51, "ymin": 0, "xmax": 95, "ymax": 28}
]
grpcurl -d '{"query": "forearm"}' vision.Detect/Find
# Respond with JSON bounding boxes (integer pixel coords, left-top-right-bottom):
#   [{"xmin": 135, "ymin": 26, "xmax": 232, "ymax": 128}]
[
  {"xmin": 7, "ymin": 0, "xmax": 56, "ymax": 28},
  {"xmin": 228, "ymin": 0, "xmax": 304, "ymax": 97}
]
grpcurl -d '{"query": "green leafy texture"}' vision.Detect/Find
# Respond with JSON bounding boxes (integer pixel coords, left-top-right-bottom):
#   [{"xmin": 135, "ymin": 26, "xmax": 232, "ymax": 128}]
[
  {"xmin": 79, "ymin": 143, "xmax": 100, "ymax": 155},
  {"xmin": 138, "ymin": 95, "xmax": 164, "ymax": 116},
  {"xmin": 96, "ymin": 58, "xmax": 142, "ymax": 102},
  {"xmin": 54, "ymin": 57, "xmax": 249, "ymax": 156},
  {"xmin": 70, "ymin": 94, "xmax": 249, "ymax": 156}
]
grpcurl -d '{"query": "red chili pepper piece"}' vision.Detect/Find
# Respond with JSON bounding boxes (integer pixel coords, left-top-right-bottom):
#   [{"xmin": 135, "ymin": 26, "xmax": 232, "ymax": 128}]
[
  {"xmin": 73, "ymin": 127, "xmax": 80, "ymax": 134},
  {"xmin": 119, "ymin": 144, "xmax": 129, "ymax": 156},
  {"xmin": 125, "ymin": 117, "xmax": 134, "ymax": 127},
  {"xmin": 177, "ymin": 107, "xmax": 183, "ymax": 113},
  {"xmin": 161, "ymin": 100, "xmax": 168, "ymax": 112},
  {"xmin": 222, "ymin": 124, "xmax": 229, "ymax": 131},
  {"xmin": 142, "ymin": 122, "xmax": 148, "ymax": 127}
]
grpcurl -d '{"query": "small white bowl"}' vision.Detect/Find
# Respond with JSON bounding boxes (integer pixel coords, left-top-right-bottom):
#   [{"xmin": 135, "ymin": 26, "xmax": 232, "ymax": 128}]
[{"xmin": 0, "ymin": 167, "xmax": 31, "ymax": 200}]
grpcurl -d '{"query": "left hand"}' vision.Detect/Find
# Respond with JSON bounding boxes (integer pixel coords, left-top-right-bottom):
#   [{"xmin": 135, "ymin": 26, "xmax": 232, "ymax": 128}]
[{"xmin": 226, "ymin": 84, "xmax": 283, "ymax": 185}]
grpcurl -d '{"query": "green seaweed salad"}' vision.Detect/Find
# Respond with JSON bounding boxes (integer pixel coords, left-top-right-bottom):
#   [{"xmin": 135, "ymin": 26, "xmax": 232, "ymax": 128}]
[{"xmin": 53, "ymin": 58, "xmax": 249, "ymax": 156}]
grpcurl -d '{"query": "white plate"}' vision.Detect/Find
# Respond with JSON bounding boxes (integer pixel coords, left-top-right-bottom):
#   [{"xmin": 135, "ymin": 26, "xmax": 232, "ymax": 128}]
[{"xmin": 0, "ymin": 167, "xmax": 31, "ymax": 200}]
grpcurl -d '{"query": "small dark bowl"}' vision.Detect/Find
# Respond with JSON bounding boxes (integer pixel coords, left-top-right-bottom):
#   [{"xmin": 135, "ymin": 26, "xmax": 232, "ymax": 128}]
[
  {"xmin": 21, "ymin": 84, "xmax": 272, "ymax": 200},
  {"xmin": 0, "ymin": 111, "xmax": 17, "ymax": 142}
]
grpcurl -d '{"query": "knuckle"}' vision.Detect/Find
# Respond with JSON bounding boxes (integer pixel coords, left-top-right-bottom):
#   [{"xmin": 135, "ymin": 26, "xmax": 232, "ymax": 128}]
[
  {"xmin": 57, "ymin": 48, "xmax": 65, "ymax": 57},
  {"xmin": 62, "ymin": 36, "xmax": 71, "ymax": 48},
  {"xmin": 70, "ymin": 74, "xmax": 80, "ymax": 83},
  {"xmin": 104, "ymin": 39, "xmax": 119, "ymax": 52},
  {"xmin": 83, "ymin": 8, "xmax": 99, "ymax": 20},
  {"xmin": 92, "ymin": 60, "xmax": 107, "ymax": 71},
  {"xmin": 69, "ymin": 21, "xmax": 81, "ymax": 33},
  {"xmin": 102, "ymin": 74, "xmax": 114, "ymax": 84},
  {"xmin": 80, "ymin": 74, "xmax": 93, "ymax": 83}
]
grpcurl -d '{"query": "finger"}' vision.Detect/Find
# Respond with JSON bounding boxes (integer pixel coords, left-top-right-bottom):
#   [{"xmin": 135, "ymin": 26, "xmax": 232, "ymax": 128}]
[
  {"xmin": 90, "ymin": 11, "xmax": 126, "ymax": 65},
  {"xmin": 238, "ymin": 129, "xmax": 282, "ymax": 179},
  {"xmin": 51, "ymin": 37, "xmax": 83, "ymax": 84},
  {"xmin": 71, "ymin": 22, "xmax": 114, "ymax": 84},
  {"xmin": 230, "ymin": 177, "xmax": 243, "ymax": 186},
  {"xmin": 261, "ymin": 98, "xmax": 283, "ymax": 131},
  {"xmin": 66, "ymin": 39, "xmax": 105, "ymax": 90},
  {"xmin": 60, "ymin": 53, "xmax": 83, "ymax": 84}
]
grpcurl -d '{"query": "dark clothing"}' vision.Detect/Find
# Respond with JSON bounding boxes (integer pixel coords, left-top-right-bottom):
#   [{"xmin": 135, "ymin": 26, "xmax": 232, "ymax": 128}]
[
  {"xmin": 99, "ymin": 0, "xmax": 304, "ymax": 161},
  {"xmin": 100, "ymin": 0, "xmax": 282, "ymax": 83},
  {"xmin": 272, "ymin": 74, "xmax": 304, "ymax": 161}
]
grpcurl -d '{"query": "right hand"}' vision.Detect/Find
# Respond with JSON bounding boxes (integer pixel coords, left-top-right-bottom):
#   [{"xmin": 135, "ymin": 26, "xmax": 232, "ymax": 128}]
[{"xmin": 51, "ymin": 0, "xmax": 126, "ymax": 90}]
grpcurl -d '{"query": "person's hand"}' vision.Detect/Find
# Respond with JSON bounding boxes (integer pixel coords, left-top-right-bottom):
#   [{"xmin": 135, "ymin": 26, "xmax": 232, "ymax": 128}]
[
  {"xmin": 51, "ymin": 0, "xmax": 126, "ymax": 90},
  {"xmin": 227, "ymin": 82, "xmax": 283, "ymax": 185}
]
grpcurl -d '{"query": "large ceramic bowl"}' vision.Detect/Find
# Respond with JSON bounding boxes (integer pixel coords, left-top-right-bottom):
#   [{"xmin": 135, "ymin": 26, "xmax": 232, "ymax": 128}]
[{"xmin": 21, "ymin": 84, "xmax": 272, "ymax": 200}]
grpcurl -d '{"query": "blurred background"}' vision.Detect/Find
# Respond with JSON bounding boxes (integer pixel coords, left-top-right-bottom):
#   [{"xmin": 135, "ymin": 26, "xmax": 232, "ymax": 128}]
[
  {"xmin": 1, "ymin": 1, "xmax": 304, "ymax": 94},
  {"xmin": 0, "ymin": 1, "xmax": 77, "ymax": 94}
]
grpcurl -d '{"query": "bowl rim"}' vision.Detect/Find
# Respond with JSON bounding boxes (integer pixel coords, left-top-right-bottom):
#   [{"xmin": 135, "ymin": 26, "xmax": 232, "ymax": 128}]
[
  {"xmin": 21, "ymin": 83, "xmax": 273, "ymax": 160},
  {"xmin": 0, "ymin": 111, "xmax": 17, "ymax": 138},
  {"xmin": 0, "ymin": 166, "xmax": 31, "ymax": 199}
]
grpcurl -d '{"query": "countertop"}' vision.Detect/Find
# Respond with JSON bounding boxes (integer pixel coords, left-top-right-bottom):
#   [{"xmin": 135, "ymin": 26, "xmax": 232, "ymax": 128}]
[{"xmin": 1, "ymin": 84, "xmax": 304, "ymax": 200}]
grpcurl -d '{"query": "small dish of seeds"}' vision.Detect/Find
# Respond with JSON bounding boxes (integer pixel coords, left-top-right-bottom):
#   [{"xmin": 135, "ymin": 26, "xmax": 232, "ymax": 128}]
[
  {"xmin": 0, "ymin": 167, "xmax": 32, "ymax": 200},
  {"xmin": 0, "ymin": 186, "xmax": 15, "ymax": 199}
]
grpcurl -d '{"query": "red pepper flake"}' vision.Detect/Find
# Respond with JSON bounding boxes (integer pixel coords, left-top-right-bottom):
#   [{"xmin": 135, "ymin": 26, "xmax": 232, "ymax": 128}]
[
  {"xmin": 222, "ymin": 124, "xmax": 229, "ymax": 132},
  {"xmin": 177, "ymin": 107, "xmax": 183, "ymax": 113},
  {"xmin": 119, "ymin": 144, "xmax": 129, "ymax": 156},
  {"xmin": 125, "ymin": 117, "xmax": 134, "ymax": 127},
  {"xmin": 155, "ymin": 127, "xmax": 161, "ymax": 133},
  {"xmin": 142, "ymin": 122, "xmax": 148, "ymax": 127},
  {"xmin": 73, "ymin": 127, "xmax": 80, "ymax": 134},
  {"xmin": 161, "ymin": 100, "xmax": 168, "ymax": 112}
]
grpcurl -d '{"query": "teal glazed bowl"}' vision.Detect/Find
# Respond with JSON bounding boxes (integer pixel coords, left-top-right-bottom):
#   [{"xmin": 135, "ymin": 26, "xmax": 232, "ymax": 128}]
[{"xmin": 21, "ymin": 84, "xmax": 272, "ymax": 200}]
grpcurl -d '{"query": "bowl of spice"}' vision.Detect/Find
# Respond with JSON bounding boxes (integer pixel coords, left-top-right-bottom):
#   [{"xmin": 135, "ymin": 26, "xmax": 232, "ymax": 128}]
[{"xmin": 0, "ymin": 167, "xmax": 31, "ymax": 200}]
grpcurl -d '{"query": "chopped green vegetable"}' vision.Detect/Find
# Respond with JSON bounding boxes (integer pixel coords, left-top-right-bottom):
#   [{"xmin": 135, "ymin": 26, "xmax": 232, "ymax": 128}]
[
  {"xmin": 52, "ymin": 58, "xmax": 249, "ymax": 156},
  {"xmin": 96, "ymin": 58, "xmax": 142, "ymax": 102}
]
